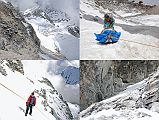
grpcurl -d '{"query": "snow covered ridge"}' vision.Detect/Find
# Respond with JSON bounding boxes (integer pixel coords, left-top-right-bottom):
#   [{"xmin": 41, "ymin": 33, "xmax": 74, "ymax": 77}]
[
  {"xmin": 80, "ymin": 67, "xmax": 159, "ymax": 120},
  {"xmin": 0, "ymin": 60, "xmax": 80, "ymax": 120},
  {"xmin": 0, "ymin": 0, "xmax": 7, "ymax": 3}
]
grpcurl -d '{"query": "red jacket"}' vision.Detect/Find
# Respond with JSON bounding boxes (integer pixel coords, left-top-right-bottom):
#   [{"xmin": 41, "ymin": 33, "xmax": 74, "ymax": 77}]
[{"xmin": 27, "ymin": 95, "xmax": 36, "ymax": 106}]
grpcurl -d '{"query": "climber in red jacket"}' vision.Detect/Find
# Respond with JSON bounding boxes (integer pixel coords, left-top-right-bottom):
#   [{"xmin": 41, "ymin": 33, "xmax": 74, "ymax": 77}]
[{"xmin": 25, "ymin": 92, "xmax": 36, "ymax": 116}]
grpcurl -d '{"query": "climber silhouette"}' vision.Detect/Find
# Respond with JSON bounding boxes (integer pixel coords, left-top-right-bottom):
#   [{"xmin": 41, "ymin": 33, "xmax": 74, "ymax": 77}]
[{"xmin": 25, "ymin": 92, "xmax": 36, "ymax": 116}]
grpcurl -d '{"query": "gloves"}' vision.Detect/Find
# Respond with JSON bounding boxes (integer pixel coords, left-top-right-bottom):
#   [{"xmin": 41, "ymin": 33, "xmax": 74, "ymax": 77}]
[{"xmin": 26, "ymin": 102, "xmax": 29, "ymax": 106}]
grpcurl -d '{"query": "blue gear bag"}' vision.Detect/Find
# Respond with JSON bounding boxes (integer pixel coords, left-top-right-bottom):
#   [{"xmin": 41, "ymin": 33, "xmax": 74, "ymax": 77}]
[{"xmin": 95, "ymin": 30, "xmax": 121, "ymax": 43}]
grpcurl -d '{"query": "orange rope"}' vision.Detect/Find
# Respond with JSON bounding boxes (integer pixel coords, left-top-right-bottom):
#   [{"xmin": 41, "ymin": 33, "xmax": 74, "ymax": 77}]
[{"xmin": 120, "ymin": 39, "xmax": 159, "ymax": 49}]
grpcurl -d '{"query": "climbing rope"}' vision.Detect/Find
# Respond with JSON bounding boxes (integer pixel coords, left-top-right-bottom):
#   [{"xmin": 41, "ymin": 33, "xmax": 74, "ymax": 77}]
[
  {"xmin": 0, "ymin": 82, "xmax": 50, "ymax": 120},
  {"xmin": 0, "ymin": 83, "xmax": 25, "ymax": 100},
  {"xmin": 120, "ymin": 38, "xmax": 159, "ymax": 49}
]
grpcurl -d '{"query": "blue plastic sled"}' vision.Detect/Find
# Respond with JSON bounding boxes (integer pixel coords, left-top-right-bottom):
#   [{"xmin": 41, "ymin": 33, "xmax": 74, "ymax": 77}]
[{"xmin": 94, "ymin": 30, "xmax": 121, "ymax": 43}]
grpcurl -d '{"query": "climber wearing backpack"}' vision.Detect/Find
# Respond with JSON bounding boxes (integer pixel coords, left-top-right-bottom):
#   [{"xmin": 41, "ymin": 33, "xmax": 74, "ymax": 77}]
[{"xmin": 25, "ymin": 92, "xmax": 36, "ymax": 116}]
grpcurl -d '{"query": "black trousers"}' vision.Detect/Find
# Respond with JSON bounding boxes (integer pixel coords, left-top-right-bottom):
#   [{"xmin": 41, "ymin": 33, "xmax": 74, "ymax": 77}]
[{"xmin": 25, "ymin": 104, "xmax": 33, "ymax": 116}]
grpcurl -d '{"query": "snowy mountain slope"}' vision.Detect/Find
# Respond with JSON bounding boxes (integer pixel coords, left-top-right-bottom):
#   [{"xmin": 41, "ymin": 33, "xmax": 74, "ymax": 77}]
[
  {"xmin": 0, "ymin": 60, "xmax": 79, "ymax": 120},
  {"xmin": 24, "ymin": 0, "xmax": 79, "ymax": 59},
  {"xmin": 4, "ymin": 0, "xmax": 79, "ymax": 60},
  {"xmin": 80, "ymin": 0, "xmax": 159, "ymax": 60},
  {"xmin": 24, "ymin": 6, "xmax": 79, "ymax": 60},
  {"xmin": 80, "ymin": 67, "xmax": 159, "ymax": 120}
]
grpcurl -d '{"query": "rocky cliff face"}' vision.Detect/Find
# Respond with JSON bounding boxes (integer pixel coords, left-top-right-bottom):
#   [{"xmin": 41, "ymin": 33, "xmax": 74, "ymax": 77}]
[
  {"xmin": 0, "ymin": 1, "xmax": 40, "ymax": 59},
  {"xmin": 80, "ymin": 68, "xmax": 159, "ymax": 120},
  {"xmin": 94, "ymin": 0, "xmax": 154, "ymax": 13},
  {"xmin": 80, "ymin": 60, "xmax": 159, "ymax": 111}
]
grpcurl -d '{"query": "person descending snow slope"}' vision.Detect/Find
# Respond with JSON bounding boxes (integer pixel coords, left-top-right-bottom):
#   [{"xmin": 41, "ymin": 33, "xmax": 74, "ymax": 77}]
[
  {"xmin": 95, "ymin": 14, "xmax": 121, "ymax": 44},
  {"xmin": 25, "ymin": 92, "xmax": 36, "ymax": 116}
]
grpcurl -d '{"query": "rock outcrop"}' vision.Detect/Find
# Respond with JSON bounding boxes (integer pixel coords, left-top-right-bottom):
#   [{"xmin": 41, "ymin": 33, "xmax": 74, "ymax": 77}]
[
  {"xmin": 0, "ymin": 60, "xmax": 24, "ymax": 75},
  {"xmin": 0, "ymin": 1, "xmax": 40, "ymax": 59},
  {"xmin": 94, "ymin": 0, "xmax": 154, "ymax": 13},
  {"xmin": 80, "ymin": 60, "xmax": 159, "ymax": 111},
  {"xmin": 37, "ymin": 77, "xmax": 74, "ymax": 120}
]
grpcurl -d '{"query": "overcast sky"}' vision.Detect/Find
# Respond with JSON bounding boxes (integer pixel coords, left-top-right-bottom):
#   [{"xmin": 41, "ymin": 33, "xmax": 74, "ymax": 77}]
[
  {"xmin": 7, "ymin": 0, "xmax": 79, "ymax": 25},
  {"xmin": 129, "ymin": 0, "xmax": 159, "ymax": 5}
]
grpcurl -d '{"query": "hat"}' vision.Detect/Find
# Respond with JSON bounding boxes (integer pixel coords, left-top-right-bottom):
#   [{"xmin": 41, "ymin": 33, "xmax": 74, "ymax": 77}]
[{"xmin": 104, "ymin": 14, "xmax": 110, "ymax": 18}]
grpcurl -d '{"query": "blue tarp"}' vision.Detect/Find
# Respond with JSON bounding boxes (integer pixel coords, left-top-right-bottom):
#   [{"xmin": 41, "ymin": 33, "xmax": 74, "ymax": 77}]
[{"xmin": 94, "ymin": 30, "xmax": 121, "ymax": 43}]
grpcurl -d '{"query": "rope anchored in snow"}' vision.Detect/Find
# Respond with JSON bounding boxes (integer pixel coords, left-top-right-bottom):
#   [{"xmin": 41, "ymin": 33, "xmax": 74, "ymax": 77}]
[
  {"xmin": 120, "ymin": 39, "xmax": 159, "ymax": 49},
  {"xmin": 0, "ymin": 83, "xmax": 25, "ymax": 100},
  {"xmin": 0, "ymin": 82, "xmax": 50, "ymax": 120}
]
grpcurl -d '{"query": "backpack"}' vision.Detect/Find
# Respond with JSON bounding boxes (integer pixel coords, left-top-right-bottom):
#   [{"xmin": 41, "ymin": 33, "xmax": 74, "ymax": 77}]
[{"xmin": 30, "ymin": 96, "xmax": 35, "ymax": 105}]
